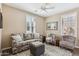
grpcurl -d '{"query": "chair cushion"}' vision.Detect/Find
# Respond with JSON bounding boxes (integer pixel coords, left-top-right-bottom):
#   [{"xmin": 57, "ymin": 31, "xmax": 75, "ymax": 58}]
[
  {"xmin": 46, "ymin": 37, "xmax": 52, "ymax": 42},
  {"xmin": 19, "ymin": 39, "xmax": 41, "ymax": 45},
  {"xmin": 62, "ymin": 35, "xmax": 75, "ymax": 43},
  {"xmin": 60, "ymin": 41, "xmax": 74, "ymax": 49}
]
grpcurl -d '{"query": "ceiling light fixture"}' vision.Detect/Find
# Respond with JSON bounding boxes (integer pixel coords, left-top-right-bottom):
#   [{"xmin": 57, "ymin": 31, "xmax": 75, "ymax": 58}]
[{"xmin": 40, "ymin": 3, "xmax": 55, "ymax": 13}]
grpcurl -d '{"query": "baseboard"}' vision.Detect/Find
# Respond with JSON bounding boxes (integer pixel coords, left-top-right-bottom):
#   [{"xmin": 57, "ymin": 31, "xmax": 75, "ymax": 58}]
[
  {"xmin": 0, "ymin": 53, "xmax": 2, "ymax": 56},
  {"xmin": 2, "ymin": 47, "xmax": 11, "ymax": 51}
]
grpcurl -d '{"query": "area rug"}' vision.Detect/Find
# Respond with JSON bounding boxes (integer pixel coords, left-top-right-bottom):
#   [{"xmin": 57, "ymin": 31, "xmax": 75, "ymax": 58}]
[{"xmin": 13, "ymin": 44, "xmax": 72, "ymax": 56}]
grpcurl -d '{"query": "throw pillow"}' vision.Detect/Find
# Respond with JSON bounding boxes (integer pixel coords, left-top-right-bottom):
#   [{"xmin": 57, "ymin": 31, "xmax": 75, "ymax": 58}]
[
  {"xmin": 23, "ymin": 33, "xmax": 32, "ymax": 41},
  {"xmin": 12, "ymin": 34, "xmax": 23, "ymax": 42},
  {"xmin": 34, "ymin": 33, "xmax": 40, "ymax": 39}
]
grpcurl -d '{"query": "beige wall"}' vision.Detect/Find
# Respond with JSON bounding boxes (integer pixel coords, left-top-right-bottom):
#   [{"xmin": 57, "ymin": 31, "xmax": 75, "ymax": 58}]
[
  {"xmin": 0, "ymin": 29, "xmax": 2, "ymax": 55},
  {"xmin": 45, "ymin": 15, "xmax": 62, "ymax": 40},
  {"xmin": 46, "ymin": 15, "xmax": 61, "ymax": 36},
  {"xmin": 2, "ymin": 4, "xmax": 45, "ymax": 48},
  {"xmin": 35, "ymin": 17, "xmax": 45, "ymax": 35},
  {"xmin": 0, "ymin": 3, "xmax": 2, "ymax": 55},
  {"xmin": 76, "ymin": 9, "xmax": 79, "ymax": 47},
  {"xmin": 46, "ymin": 8, "xmax": 79, "ymax": 47}
]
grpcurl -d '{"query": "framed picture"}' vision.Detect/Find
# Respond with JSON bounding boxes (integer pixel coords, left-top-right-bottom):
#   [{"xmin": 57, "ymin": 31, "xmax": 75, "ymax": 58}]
[{"xmin": 47, "ymin": 22, "xmax": 58, "ymax": 30}]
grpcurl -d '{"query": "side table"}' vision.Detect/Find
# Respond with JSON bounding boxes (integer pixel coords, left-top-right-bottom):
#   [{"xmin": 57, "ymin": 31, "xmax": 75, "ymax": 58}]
[
  {"xmin": 56, "ymin": 39, "xmax": 60, "ymax": 46},
  {"xmin": 42, "ymin": 36, "xmax": 46, "ymax": 43}
]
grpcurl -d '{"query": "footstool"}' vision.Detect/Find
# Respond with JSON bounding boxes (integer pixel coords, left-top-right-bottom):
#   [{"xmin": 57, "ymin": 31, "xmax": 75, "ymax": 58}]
[{"xmin": 30, "ymin": 41, "xmax": 45, "ymax": 56}]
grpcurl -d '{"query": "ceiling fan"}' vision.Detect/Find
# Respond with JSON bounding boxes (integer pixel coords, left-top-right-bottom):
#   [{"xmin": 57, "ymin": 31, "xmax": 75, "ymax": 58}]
[{"xmin": 40, "ymin": 3, "xmax": 55, "ymax": 13}]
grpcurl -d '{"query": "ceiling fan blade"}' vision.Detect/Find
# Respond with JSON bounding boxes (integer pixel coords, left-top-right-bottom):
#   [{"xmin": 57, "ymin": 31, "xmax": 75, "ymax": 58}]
[
  {"xmin": 43, "ymin": 10, "xmax": 48, "ymax": 13},
  {"xmin": 45, "ymin": 7, "xmax": 55, "ymax": 9},
  {"xmin": 40, "ymin": 8, "xmax": 48, "ymax": 13}
]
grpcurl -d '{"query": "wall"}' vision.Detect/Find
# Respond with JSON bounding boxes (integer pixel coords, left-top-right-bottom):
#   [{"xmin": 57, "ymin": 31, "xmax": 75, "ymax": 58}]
[
  {"xmin": 0, "ymin": 29, "xmax": 2, "ymax": 55},
  {"xmin": 2, "ymin": 4, "xmax": 45, "ymax": 48},
  {"xmin": 45, "ymin": 14, "xmax": 62, "ymax": 40},
  {"xmin": 46, "ymin": 8, "xmax": 79, "ymax": 47},
  {"xmin": 35, "ymin": 17, "xmax": 45, "ymax": 35},
  {"xmin": 76, "ymin": 9, "xmax": 79, "ymax": 47},
  {"xmin": 45, "ymin": 15, "xmax": 61, "ymax": 36},
  {"xmin": 0, "ymin": 3, "xmax": 2, "ymax": 55}
]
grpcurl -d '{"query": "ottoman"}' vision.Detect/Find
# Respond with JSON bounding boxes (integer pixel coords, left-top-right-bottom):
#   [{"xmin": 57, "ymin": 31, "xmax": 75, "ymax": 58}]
[{"xmin": 30, "ymin": 41, "xmax": 45, "ymax": 56}]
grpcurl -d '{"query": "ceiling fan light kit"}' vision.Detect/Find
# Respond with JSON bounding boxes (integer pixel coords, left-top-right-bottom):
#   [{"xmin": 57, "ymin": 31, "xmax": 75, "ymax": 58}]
[{"xmin": 40, "ymin": 3, "xmax": 55, "ymax": 13}]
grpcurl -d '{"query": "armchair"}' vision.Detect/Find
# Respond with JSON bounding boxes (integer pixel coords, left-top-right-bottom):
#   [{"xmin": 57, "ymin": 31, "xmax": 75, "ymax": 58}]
[
  {"xmin": 60, "ymin": 35, "xmax": 75, "ymax": 50},
  {"xmin": 46, "ymin": 34, "xmax": 56, "ymax": 45}
]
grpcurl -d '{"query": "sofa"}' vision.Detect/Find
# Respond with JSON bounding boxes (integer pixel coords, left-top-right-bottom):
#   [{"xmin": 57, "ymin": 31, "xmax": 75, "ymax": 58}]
[
  {"xmin": 11, "ymin": 33, "xmax": 42, "ymax": 54},
  {"xmin": 60, "ymin": 35, "xmax": 76, "ymax": 50}
]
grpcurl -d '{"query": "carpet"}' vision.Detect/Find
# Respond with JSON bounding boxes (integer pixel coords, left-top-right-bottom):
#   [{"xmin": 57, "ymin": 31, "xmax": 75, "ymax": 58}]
[{"xmin": 13, "ymin": 44, "xmax": 72, "ymax": 56}]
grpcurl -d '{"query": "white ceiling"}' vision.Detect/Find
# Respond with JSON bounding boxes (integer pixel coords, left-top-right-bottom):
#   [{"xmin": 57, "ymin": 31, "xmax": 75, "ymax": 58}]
[{"xmin": 5, "ymin": 3, "xmax": 79, "ymax": 17}]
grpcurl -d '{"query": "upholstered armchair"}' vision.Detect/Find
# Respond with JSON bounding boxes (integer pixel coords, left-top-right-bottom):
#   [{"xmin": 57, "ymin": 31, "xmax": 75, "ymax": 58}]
[
  {"xmin": 60, "ymin": 35, "xmax": 76, "ymax": 50},
  {"xmin": 46, "ymin": 34, "xmax": 57, "ymax": 45}
]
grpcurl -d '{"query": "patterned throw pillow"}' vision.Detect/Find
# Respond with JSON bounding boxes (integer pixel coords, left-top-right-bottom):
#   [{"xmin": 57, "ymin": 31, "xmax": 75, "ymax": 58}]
[
  {"xmin": 23, "ymin": 33, "xmax": 33, "ymax": 41},
  {"xmin": 11, "ymin": 34, "xmax": 23, "ymax": 42},
  {"xmin": 34, "ymin": 33, "xmax": 40, "ymax": 39}
]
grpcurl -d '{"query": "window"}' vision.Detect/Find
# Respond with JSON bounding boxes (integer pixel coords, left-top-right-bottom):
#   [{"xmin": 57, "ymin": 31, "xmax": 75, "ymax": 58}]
[{"xmin": 26, "ymin": 15, "xmax": 36, "ymax": 33}]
